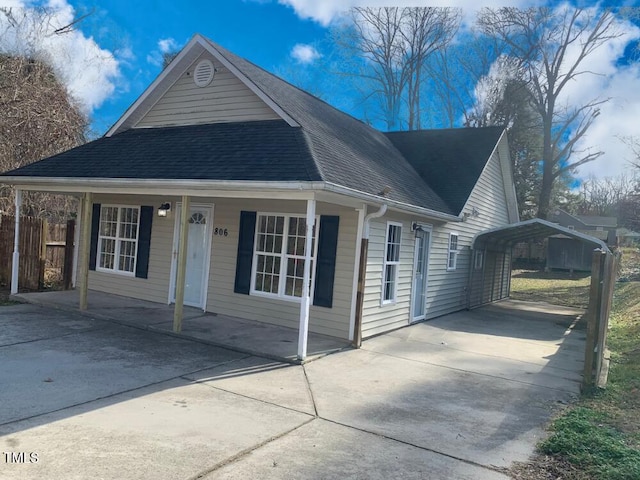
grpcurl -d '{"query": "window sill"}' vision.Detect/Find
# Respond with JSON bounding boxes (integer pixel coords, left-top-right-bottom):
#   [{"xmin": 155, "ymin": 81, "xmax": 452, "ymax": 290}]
[
  {"xmin": 94, "ymin": 268, "xmax": 136, "ymax": 278},
  {"xmin": 249, "ymin": 290, "xmax": 308, "ymax": 304}
]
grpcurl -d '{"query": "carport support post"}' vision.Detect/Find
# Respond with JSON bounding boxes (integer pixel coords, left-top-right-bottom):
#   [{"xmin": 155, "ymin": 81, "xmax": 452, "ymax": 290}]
[
  {"xmin": 10, "ymin": 189, "xmax": 22, "ymax": 294},
  {"xmin": 78, "ymin": 192, "xmax": 92, "ymax": 310},
  {"xmin": 297, "ymin": 199, "xmax": 316, "ymax": 361},
  {"xmin": 173, "ymin": 195, "xmax": 190, "ymax": 333}
]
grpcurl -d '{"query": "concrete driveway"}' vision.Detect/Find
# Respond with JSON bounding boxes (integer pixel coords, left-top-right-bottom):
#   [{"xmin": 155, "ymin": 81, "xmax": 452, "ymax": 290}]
[{"xmin": 0, "ymin": 300, "xmax": 584, "ymax": 479}]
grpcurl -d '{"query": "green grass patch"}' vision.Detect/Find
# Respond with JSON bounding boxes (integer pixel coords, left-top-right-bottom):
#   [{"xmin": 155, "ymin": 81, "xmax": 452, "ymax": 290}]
[
  {"xmin": 510, "ymin": 269, "xmax": 591, "ymax": 309},
  {"xmin": 539, "ymin": 407, "xmax": 640, "ymax": 480}
]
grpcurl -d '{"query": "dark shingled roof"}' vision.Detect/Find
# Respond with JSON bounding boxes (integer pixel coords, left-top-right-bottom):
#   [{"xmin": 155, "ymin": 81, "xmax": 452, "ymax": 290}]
[
  {"xmin": 4, "ymin": 120, "xmax": 320, "ymax": 181},
  {"xmin": 207, "ymin": 40, "xmax": 452, "ymax": 214},
  {"xmin": 385, "ymin": 127, "xmax": 505, "ymax": 215},
  {"xmin": 2, "ymin": 37, "xmax": 510, "ymax": 217}
]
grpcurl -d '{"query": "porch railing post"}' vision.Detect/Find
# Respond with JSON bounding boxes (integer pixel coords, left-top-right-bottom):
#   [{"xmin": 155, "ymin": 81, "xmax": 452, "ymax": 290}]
[
  {"xmin": 78, "ymin": 192, "xmax": 92, "ymax": 310},
  {"xmin": 297, "ymin": 199, "xmax": 316, "ymax": 361},
  {"xmin": 10, "ymin": 189, "xmax": 22, "ymax": 294},
  {"xmin": 173, "ymin": 195, "xmax": 190, "ymax": 333}
]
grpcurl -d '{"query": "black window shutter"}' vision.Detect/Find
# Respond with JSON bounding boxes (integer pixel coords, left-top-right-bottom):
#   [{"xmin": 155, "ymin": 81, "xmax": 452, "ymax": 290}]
[
  {"xmin": 135, "ymin": 206, "xmax": 154, "ymax": 279},
  {"xmin": 313, "ymin": 215, "xmax": 340, "ymax": 308},
  {"xmin": 89, "ymin": 203, "xmax": 101, "ymax": 271},
  {"xmin": 234, "ymin": 211, "xmax": 257, "ymax": 294}
]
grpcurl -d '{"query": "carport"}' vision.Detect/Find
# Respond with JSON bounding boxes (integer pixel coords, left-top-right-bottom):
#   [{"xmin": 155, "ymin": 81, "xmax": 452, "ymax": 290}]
[
  {"xmin": 468, "ymin": 218, "xmax": 610, "ymax": 309},
  {"xmin": 468, "ymin": 218, "xmax": 616, "ymax": 389}
]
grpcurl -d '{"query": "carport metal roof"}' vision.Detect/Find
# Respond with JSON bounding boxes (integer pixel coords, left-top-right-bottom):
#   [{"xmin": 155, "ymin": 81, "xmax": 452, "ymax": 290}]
[{"xmin": 472, "ymin": 218, "xmax": 611, "ymax": 252}]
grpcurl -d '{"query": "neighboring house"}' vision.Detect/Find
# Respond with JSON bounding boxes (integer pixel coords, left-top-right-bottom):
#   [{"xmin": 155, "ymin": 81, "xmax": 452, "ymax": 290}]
[
  {"xmin": 0, "ymin": 34, "xmax": 518, "ymax": 359},
  {"xmin": 547, "ymin": 209, "xmax": 617, "ymax": 271}
]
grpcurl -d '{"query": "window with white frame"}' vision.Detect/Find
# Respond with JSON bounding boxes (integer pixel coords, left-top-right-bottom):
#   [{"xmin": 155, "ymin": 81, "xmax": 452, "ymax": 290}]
[
  {"xmin": 447, "ymin": 233, "xmax": 459, "ymax": 271},
  {"xmin": 382, "ymin": 222, "xmax": 402, "ymax": 303},
  {"xmin": 97, "ymin": 206, "xmax": 140, "ymax": 275},
  {"xmin": 252, "ymin": 214, "xmax": 317, "ymax": 299}
]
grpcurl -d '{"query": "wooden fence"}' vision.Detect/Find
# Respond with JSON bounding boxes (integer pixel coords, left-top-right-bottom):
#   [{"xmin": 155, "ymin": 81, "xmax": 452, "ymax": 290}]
[
  {"xmin": 582, "ymin": 248, "xmax": 619, "ymax": 390},
  {"xmin": 0, "ymin": 215, "xmax": 75, "ymax": 291}
]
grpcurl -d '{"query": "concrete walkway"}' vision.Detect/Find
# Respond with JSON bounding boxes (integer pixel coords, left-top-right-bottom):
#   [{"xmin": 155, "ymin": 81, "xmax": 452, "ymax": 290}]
[
  {"xmin": 14, "ymin": 289, "xmax": 350, "ymax": 363},
  {"xmin": 0, "ymin": 299, "xmax": 585, "ymax": 479}
]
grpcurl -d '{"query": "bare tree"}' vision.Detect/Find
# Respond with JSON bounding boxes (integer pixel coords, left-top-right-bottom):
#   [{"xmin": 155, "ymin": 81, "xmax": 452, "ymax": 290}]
[
  {"xmin": 335, "ymin": 7, "xmax": 460, "ymax": 130},
  {"xmin": 0, "ymin": 7, "xmax": 88, "ymax": 220},
  {"xmin": 478, "ymin": 7, "xmax": 624, "ymax": 219},
  {"xmin": 579, "ymin": 174, "xmax": 638, "ymax": 216}
]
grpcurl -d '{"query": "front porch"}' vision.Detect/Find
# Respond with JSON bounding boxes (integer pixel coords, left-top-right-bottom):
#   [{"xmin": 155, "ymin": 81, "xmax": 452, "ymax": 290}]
[{"xmin": 14, "ymin": 290, "xmax": 349, "ymax": 363}]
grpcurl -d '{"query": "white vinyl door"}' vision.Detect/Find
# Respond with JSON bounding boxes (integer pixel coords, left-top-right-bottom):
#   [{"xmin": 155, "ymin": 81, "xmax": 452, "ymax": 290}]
[
  {"xmin": 411, "ymin": 230, "xmax": 430, "ymax": 321},
  {"xmin": 170, "ymin": 204, "xmax": 213, "ymax": 309}
]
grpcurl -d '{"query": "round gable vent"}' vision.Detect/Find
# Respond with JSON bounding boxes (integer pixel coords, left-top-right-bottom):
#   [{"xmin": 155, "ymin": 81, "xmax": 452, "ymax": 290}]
[{"xmin": 194, "ymin": 59, "xmax": 215, "ymax": 87}]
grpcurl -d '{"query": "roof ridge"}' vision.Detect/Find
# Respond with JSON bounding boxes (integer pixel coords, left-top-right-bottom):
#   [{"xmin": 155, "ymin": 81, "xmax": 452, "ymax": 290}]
[{"xmin": 205, "ymin": 38, "xmax": 376, "ymax": 134}]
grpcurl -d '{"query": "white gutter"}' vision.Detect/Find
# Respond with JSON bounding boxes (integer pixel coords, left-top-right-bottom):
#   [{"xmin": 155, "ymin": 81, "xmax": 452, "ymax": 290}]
[
  {"xmin": 323, "ymin": 182, "xmax": 460, "ymax": 223},
  {"xmin": 1, "ymin": 176, "xmax": 461, "ymax": 222}
]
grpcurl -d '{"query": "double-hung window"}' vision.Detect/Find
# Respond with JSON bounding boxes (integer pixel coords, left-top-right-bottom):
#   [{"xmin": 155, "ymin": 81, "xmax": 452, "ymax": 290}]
[
  {"xmin": 447, "ymin": 233, "xmax": 459, "ymax": 271},
  {"xmin": 97, "ymin": 206, "xmax": 140, "ymax": 275},
  {"xmin": 252, "ymin": 214, "xmax": 317, "ymax": 300},
  {"xmin": 382, "ymin": 222, "xmax": 402, "ymax": 304}
]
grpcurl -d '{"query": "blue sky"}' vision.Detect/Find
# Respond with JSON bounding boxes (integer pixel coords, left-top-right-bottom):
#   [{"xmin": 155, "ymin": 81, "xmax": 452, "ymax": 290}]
[
  {"xmin": 70, "ymin": 0, "xmax": 328, "ymax": 133},
  {"xmin": 2, "ymin": 0, "xmax": 640, "ymax": 179}
]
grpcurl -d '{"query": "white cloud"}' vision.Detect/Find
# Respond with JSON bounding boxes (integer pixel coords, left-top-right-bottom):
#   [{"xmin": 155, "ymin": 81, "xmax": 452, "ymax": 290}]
[
  {"xmin": 158, "ymin": 37, "xmax": 177, "ymax": 54},
  {"xmin": 0, "ymin": 0, "xmax": 121, "ymax": 114},
  {"xmin": 278, "ymin": 0, "xmax": 540, "ymax": 26},
  {"xmin": 291, "ymin": 43, "xmax": 322, "ymax": 64},
  {"xmin": 553, "ymin": 10, "xmax": 640, "ymax": 180},
  {"xmin": 147, "ymin": 37, "xmax": 183, "ymax": 67}
]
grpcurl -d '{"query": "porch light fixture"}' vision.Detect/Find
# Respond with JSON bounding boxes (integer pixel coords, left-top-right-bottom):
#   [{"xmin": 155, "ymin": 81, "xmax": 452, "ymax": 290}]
[{"xmin": 158, "ymin": 203, "xmax": 171, "ymax": 217}]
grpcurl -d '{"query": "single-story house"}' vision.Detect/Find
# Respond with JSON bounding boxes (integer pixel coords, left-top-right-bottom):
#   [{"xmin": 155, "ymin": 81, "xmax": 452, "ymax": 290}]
[{"xmin": 0, "ymin": 34, "xmax": 519, "ymax": 360}]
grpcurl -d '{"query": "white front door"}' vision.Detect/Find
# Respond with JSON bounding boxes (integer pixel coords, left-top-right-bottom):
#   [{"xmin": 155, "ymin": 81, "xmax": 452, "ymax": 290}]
[
  {"xmin": 170, "ymin": 204, "xmax": 214, "ymax": 309},
  {"xmin": 411, "ymin": 229, "xmax": 430, "ymax": 322}
]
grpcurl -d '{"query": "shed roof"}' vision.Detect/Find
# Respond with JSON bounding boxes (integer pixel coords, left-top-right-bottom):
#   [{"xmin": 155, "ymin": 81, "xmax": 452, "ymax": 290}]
[{"xmin": 472, "ymin": 218, "xmax": 610, "ymax": 252}]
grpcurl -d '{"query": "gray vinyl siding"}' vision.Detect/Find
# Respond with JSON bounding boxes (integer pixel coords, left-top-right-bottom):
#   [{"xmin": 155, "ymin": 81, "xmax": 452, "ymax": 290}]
[
  {"xmin": 87, "ymin": 194, "xmax": 174, "ymax": 304},
  {"xmin": 137, "ymin": 52, "xmax": 280, "ymax": 128},
  {"xmin": 425, "ymin": 146, "xmax": 512, "ymax": 320},
  {"xmin": 361, "ymin": 142, "xmax": 513, "ymax": 338},
  {"xmin": 85, "ymin": 195, "xmax": 356, "ymax": 340},
  {"xmin": 206, "ymin": 199, "xmax": 357, "ymax": 339},
  {"xmin": 361, "ymin": 214, "xmax": 417, "ymax": 338}
]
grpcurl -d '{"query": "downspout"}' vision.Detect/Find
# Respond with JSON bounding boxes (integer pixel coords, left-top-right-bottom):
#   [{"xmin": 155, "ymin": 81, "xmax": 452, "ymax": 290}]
[{"xmin": 352, "ymin": 204, "xmax": 388, "ymax": 347}]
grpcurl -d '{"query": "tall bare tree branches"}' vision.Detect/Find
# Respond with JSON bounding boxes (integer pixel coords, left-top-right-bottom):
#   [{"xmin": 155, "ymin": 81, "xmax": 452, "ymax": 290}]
[
  {"xmin": 337, "ymin": 7, "xmax": 461, "ymax": 130},
  {"xmin": 478, "ymin": 6, "xmax": 624, "ymax": 219}
]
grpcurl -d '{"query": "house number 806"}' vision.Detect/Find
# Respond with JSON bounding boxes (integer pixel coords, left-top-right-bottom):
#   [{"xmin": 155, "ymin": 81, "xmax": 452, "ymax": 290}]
[{"xmin": 214, "ymin": 228, "xmax": 228, "ymax": 236}]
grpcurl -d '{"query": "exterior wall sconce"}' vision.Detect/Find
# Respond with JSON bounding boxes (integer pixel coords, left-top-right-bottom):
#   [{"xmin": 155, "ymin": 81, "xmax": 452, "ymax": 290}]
[{"xmin": 158, "ymin": 203, "xmax": 171, "ymax": 217}]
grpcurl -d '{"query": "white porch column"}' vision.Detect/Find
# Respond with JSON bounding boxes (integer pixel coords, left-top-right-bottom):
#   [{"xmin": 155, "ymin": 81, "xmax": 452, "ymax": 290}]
[
  {"xmin": 173, "ymin": 195, "xmax": 190, "ymax": 333},
  {"xmin": 10, "ymin": 189, "xmax": 22, "ymax": 294},
  {"xmin": 78, "ymin": 192, "xmax": 92, "ymax": 310},
  {"xmin": 297, "ymin": 199, "xmax": 316, "ymax": 361}
]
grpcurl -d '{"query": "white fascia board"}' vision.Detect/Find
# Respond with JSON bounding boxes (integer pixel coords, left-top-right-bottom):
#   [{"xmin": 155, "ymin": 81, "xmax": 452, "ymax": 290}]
[
  {"xmin": 106, "ymin": 35, "xmax": 205, "ymax": 137},
  {"xmin": 322, "ymin": 182, "xmax": 460, "ymax": 223},
  {"xmin": 2, "ymin": 177, "xmax": 322, "ymax": 197},
  {"xmin": 3, "ymin": 176, "xmax": 459, "ymax": 221}
]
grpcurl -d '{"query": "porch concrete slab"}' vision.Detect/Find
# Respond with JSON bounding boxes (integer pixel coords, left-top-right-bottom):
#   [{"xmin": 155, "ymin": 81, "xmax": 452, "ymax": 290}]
[
  {"xmin": 184, "ymin": 355, "xmax": 316, "ymax": 416},
  {"xmin": 152, "ymin": 314, "xmax": 349, "ymax": 364},
  {"xmin": 0, "ymin": 310, "xmax": 246, "ymax": 425},
  {"xmin": 15, "ymin": 289, "xmax": 206, "ymax": 328},
  {"xmin": 0, "ymin": 303, "xmax": 105, "ymax": 347},
  {"xmin": 16, "ymin": 290, "xmax": 350, "ymax": 363},
  {"xmin": 204, "ymin": 418, "xmax": 509, "ymax": 480},
  {"xmin": 0, "ymin": 378, "xmax": 312, "ymax": 480}
]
